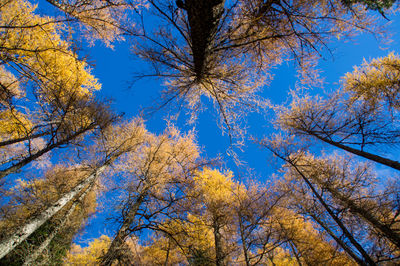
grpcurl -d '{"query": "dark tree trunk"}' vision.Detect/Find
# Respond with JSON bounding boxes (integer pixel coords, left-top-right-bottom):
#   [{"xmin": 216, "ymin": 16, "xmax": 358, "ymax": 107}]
[
  {"xmin": 182, "ymin": 0, "xmax": 225, "ymax": 81},
  {"xmin": 322, "ymin": 183, "xmax": 400, "ymax": 248},
  {"xmin": 100, "ymin": 192, "xmax": 147, "ymax": 266},
  {"xmin": 0, "ymin": 124, "xmax": 96, "ymax": 180},
  {"xmin": 311, "ymin": 132, "xmax": 400, "ymax": 171},
  {"xmin": 213, "ymin": 219, "xmax": 224, "ymax": 266}
]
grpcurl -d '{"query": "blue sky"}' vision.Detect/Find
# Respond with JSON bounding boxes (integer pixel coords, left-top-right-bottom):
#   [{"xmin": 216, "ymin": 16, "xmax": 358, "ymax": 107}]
[{"xmin": 67, "ymin": 8, "xmax": 400, "ymax": 245}]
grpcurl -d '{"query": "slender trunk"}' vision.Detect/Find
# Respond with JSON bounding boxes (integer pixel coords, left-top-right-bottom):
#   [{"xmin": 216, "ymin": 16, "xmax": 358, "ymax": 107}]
[
  {"xmin": 22, "ymin": 181, "xmax": 95, "ymax": 265},
  {"xmin": 264, "ymin": 146, "xmax": 376, "ymax": 266},
  {"xmin": 293, "ymin": 164, "xmax": 375, "ymax": 266},
  {"xmin": 267, "ymin": 145, "xmax": 375, "ymax": 264},
  {"xmin": 100, "ymin": 192, "xmax": 147, "ymax": 266},
  {"xmin": 322, "ymin": 183, "xmax": 400, "ymax": 248},
  {"xmin": 0, "ymin": 164, "xmax": 105, "ymax": 260},
  {"xmin": 0, "ymin": 131, "xmax": 49, "ymax": 148},
  {"xmin": 238, "ymin": 214, "xmax": 250, "ymax": 266},
  {"xmin": 213, "ymin": 218, "xmax": 224, "ymax": 266},
  {"xmin": 0, "ymin": 125, "xmax": 95, "ymax": 180},
  {"xmin": 311, "ymin": 133, "xmax": 400, "ymax": 171},
  {"xmin": 296, "ymin": 168, "xmax": 373, "ymax": 265},
  {"xmin": 309, "ymin": 213, "xmax": 364, "ymax": 265}
]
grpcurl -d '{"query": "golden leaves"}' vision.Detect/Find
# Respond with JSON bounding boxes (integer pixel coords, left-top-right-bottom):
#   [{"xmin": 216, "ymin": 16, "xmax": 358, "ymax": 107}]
[
  {"xmin": 0, "ymin": 0, "xmax": 101, "ymax": 103},
  {"xmin": 343, "ymin": 52, "xmax": 400, "ymax": 110}
]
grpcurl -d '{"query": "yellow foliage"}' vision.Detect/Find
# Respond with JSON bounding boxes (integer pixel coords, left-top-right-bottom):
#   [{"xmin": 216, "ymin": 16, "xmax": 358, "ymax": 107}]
[
  {"xmin": 159, "ymin": 214, "xmax": 215, "ymax": 261},
  {"xmin": 50, "ymin": 0, "xmax": 148, "ymax": 48},
  {"xmin": 0, "ymin": 109, "xmax": 32, "ymax": 140},
  {"xmin": 269, "ymin": 207, "xmax": 353, "ymax": 265},
  {"xmin": 0, "ymin": 165, "xmax": 96, "ymax": 236},
  {"xmin": 193, "ymin": 168, "xmax": 236, "ymax": 208},
  {"xmin": 64, "ymin": 235, "xmax": 111, "ymax": 265},
  {"xmin": 0, "ymin": 0, "xmax": 101, "ymax": 103},
  {"xmin": 343, "ymin": 52, "xmax": 400, "ymax": 109},
  {"xmin": 140, "ymin": 236, "xmax": 186, "ymax": 265},
  {"xmin": 113, "ymin": 123, "xmax": 200, "ymax": 195},
  {"xmin": 234, "ymin": 0, "xmax": 379, "ymax": 86},
  {"xmin": 0, "ymin": 66, "xmax": 23, "ymax": 103}
]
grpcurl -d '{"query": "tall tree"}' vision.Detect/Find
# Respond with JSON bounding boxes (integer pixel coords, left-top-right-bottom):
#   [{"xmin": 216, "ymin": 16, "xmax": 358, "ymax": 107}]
[
  {"xmin": 0, "ymin": 118, "xmax": 147, "ymax": 260},
  {"xmin": 130, "ymin": 0, "xmax": 382, "ymax": 142},
  {"xmin": 0, "ymin": 165, "xmax": 97, "ymax": 265},
  {"xmin": 276, "ymin": 53, "xmax": 400, "ymax": 171},
  {"xmin": 99, "ymin": 125, "xmax": 201, "ymax": 265},
  {"xmin": 0, "ymin": 0, "xmax": 117, "ymax": 180},
  {"xmin": 281, "ymin": 153, "xmax": 400, "ymax": 262}
]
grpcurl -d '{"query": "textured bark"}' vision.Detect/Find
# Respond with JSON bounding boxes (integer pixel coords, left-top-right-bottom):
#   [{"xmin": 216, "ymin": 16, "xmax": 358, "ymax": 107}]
[
  {"xmin": 21, "ymin": 181, "xmax": 95, "ymax": 265},
  {"xmin": 0, "ymin": 164, "xmax": 105, "ymax": 260},
  {"xmin": 100, "ymin": 192, "xmax": 147, "ymax": 266},
  {"xmin": 181, "ymin": 0, "xmax": 225, "ymax": 80},
  {"xmin": 213, "ymin": 219, "xmax": 224, "ymax": 266}
]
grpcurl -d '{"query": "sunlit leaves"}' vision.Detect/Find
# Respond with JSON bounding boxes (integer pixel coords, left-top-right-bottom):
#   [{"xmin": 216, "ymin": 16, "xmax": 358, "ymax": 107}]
[{"xmin": 343, "ymin": 52, "xmax": 400, "ymax": 110}]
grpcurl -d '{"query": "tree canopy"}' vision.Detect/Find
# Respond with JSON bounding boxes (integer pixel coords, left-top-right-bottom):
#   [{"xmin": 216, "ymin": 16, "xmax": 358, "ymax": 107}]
[{"xmin": 0, "ymin": 0, "xmax": 399, "ymax": 265}]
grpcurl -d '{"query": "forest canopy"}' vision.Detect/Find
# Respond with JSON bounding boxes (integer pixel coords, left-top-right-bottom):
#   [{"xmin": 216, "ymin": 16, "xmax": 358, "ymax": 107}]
[{"xmin": 0, "ymin": 0, "xmax": 400, "ymax": 265}]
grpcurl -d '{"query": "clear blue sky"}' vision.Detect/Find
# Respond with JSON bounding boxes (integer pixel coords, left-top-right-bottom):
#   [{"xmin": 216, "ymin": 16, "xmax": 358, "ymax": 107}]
[{"xmin": 63, "ymin": 8, "xmax": 400, "ymax": 245}]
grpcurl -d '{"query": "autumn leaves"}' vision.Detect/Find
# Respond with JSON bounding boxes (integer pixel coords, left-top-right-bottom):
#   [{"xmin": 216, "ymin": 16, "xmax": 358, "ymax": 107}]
[{"xmin": 1, "ymin": 0, "xmax": 400, "ymax": 265}]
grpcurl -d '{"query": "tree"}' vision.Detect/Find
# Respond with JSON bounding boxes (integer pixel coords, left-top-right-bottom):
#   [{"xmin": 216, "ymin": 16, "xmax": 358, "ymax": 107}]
[
  {"xmin": 261, "ymin": 132, "xmax": 400, "ymax": 264},
  {"xmin": 99, "ymin": 125, "xmax": 201, "ymax": 265},
  {"xmin": 44, "ymin": 0, "xmax": 148, "ymax": 47},
  {"xmin": 0, "ymin": 165, "xmax": 98, "ymax": 265},
  {"xmin": 130, "ymin": 0, "xmax": 381, "ymax": 142},
  {"xmin": 281, "ymin": 153, "xmax": 400, "ymax": 262},
  {"xmin": 261, "ymin": 136, "xmax": 378, "ymax": 265},
  {"xmin": 232, "ymin": 181, "xmax": 288, "ymax": 265},
  {"xmin": 190, "ymin": 168, "xmax": 239, "ymax": 265},
  {"xmin": 341, "ymin": 0, "xmax": 397, "ymax": 15},
  {"xmin": 0, "ymin": 0, "xmax": 118, "ymax": 180},
  {"xmin": 276, "ymin": 53, "xmax": 400, "ymax": 171},
  {"xmin": 0, "ymin": 118, "xmax": 147, "ymax": 260},
  {"xmin": 65, "ymin": 235, "xmax": 114, "ymax": 265}
]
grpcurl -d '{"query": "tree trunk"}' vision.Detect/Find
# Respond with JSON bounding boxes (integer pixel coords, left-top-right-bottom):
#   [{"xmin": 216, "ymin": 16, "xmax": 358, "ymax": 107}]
[
  {"xmin": 0, "ymin": 124, "xmax": 95, "ymax": 180},
  {"xmin": 164, "ymin": 237, "xmax": 171, "ymax": 266},
  {"xmin": 0, "ymin": 164, "xmax": 106, "ymax": 260},
  {"xmin": 213, "ymin": 219, "xmax": 224, "ymax": 266},
  {"xmin": 183, "ymin": 0, "xmax": 225, "ymax": 80},
  {"xmin": 291, "ymin": 163, "xmax": 375, "ymax": 266},
  {"xmin": 309, "ymin": 213, "xmax": 364, "ymax": 265},
  {"xmin": 288, "ymin": 241, "xmax": 302, "ymax": 266},
  {"xmin": 100, "ymin": 192, "xmax": 147, "ymax": 266},
  {"xmin": 238, "ymin": 214, "xmax": 250, "ymax": 266},
  {"xmin": 322, "ymin": 182, "xmax": 400, "ymax": 248},
  {"xmin": 0, "ymin": 131, "xmax": 49, "ymax": 148},
  {"xmin": 21, "ymin": 180, "xmax": 95, "ymax": 265},
  {"xmin": 266, "ymin": 148, "xmax": 376, "ymax": 266},
  {"xmin": 311, "ymin": 132, "xmax": 400, "ymax": 171}
]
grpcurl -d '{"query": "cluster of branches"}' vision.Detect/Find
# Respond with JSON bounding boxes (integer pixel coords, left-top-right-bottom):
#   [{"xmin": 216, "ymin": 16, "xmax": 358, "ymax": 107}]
[
  {"xmin": 130, "ymin": 0, "xmax": 389, "ymax": 143},
  {"xmin": 259, "ymin": 52, "xmax": 400, "ymax": 265},
  {"xmin": 0, "ymin": 0, "xmax": 399, "ymax": 265}
]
